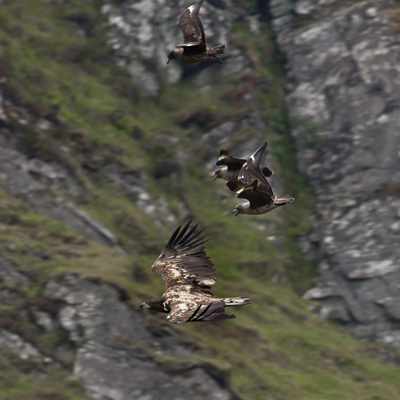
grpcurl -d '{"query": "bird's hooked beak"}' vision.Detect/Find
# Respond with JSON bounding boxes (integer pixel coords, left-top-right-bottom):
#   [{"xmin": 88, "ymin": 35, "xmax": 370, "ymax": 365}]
[
  {"xmin": 167, "ymin": 50, "xmax": 174, "ymax": 65},
  {"xmin": 211, "ymin": 169, "xmax": 221, "ymax": 181}
]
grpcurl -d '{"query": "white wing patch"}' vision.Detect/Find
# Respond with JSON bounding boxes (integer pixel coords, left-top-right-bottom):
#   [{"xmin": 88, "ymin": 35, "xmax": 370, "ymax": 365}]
[
  {"xmin": 166, "ymin": 285, "xmax": 210, "ymax": 299},
  {"xmin": 165, "ymin": 261, "xmax": 216, "ymax": 286},
  {"xmin": 188, "ymin": 4, "xmax": 195, "ymax": 15},
  {"xmin": 169, "ymin": 265, "xmax": 182, "ymax": 279},
  {"xmin": 217, "ymin": 155, "xmax": 226, "ymax": 162}
]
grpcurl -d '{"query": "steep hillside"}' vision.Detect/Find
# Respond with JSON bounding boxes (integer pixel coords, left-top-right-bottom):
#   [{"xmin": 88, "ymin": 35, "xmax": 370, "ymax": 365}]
[{"xmin": 0, "ymin": 1, "xmax": 399, "ymax": 399}]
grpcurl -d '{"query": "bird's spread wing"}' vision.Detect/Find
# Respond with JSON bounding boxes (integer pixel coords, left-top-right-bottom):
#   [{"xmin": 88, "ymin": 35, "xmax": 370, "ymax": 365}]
[
  {"xmin": 226, "ymin": 181, "xmax": 241, "ymax": 192},
  {"xmin": 151, "ymin": 220, "xmax": 216, "ymax": 290},
  {"xmin": 216, "ymin": 149, "xmax": 246, "ymax": 171},
  {"xmin": 176, "ymin": 44, "xmax": 205, "ymax": 57},
  {"xmin": 239, "ymin": 142, "xmax": 275, "ymax": 197},
  {"xmin": 177, "ymin": 0, "xmax": 206, "ymax": 51},
  {"xmin": 254, "ymin": 175, "xmax": 275, "ymax": 198},
  {"xmin": 238, "ymin": 141, "xmax": 268, "ymax": 187},
  {"xmin": 167, "ymin": 299, "xmax": 235, "ymax": 323},
  {"xmin": 238, "ymin": 187, "xmax": 273, "ymax": 208}
]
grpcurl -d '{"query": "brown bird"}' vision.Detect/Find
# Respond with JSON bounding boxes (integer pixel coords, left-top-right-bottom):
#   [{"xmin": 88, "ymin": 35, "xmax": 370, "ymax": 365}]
[
  {"xmin": 139, "ymin": 221, "xmax": 250, "ymax": 323},
  {"xmin": 232, "ymin": 184, "xmax": 294, "ymax": 216},
  {"xmin": 232, "ymin": 142, "xmax": 294, "ymax": 216},
  {"xmin": 212, "ymin": 147, "xmax": 274, "ymax": 192},
  {"xmin": 167, "ymin": 0, "xmax": 226, "ymax": 65}
]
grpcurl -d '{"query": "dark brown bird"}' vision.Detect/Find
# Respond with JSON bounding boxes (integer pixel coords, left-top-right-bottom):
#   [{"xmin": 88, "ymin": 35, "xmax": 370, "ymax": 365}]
[
  {"xmin": 212, "ymin": 147, "xmax": 274, "ymax": 192},
  {"xmin": 232, "ymin": 183, "xmax": 294, "ymax": 216},
  {"xmin": 167, "ymin": 0, "xmax": 226, "ymax": 65},
  {"xmin": 232, "ymin": 142, "xmax": 294, "ymax": 216},
  {"xmin": 139, "ymin": 221, "xmax": 250, "ymax": 323}
]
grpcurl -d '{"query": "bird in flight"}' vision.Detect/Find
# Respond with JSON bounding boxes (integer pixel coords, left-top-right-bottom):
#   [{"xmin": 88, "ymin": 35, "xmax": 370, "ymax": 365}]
[
  {"xmin": 167, "ymin": 0, "xmax": 226, "ymax": 64},
  {"xmin": 212, "ymin": 147, "xmax": 274, "ymax": 192},
  {"xmin": 232, "ymin": 142, "xmax": 294, "ymax": 216},
  {"xmin": 139, "ymin": 221, "xmax": 250, "ymax": 323}
]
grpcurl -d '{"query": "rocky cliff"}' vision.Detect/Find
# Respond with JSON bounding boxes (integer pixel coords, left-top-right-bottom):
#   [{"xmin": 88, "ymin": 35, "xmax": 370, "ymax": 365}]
[
  {"xmin": 270, "ymin": 0, "xmax": 400, "ymax": 346},
  {"xmin": 1, "ymin": 1, "xmax": 400, "ymax": 400},
  {"xmin": 45, "ymin": 275, "xmax": 234, "ymax": 400}
]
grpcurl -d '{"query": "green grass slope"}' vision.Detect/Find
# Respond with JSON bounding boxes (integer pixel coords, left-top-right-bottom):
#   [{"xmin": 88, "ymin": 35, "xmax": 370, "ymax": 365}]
[{"xmin": 0, "ymin": 1, "xmax": 399, "ymax": 399}]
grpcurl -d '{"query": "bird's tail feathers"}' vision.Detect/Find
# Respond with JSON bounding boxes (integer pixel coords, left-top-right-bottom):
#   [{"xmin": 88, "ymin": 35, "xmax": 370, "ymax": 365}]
[
  {"xmin": 276, "ymin": 196, "xmax": 295, "ymax": 204},
  {"xmin": 208, "ymin": 44, "xmax": 226, "ymax": 55},
  {"xmin": 223, "ymin": 296, "xmax": 251, "ymax": 307}
]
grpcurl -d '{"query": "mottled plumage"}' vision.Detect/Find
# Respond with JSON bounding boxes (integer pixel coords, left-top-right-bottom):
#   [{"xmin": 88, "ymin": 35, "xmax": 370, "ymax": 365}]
[
  {"xmin": 139, "ymin": 221, "xmax": 250, "ymax": 323},
  {"xmin": 232, "ymin": 142, "xmax": 294, "ymax": 216},
  {"xmin": 167, "ymin": 0, "xmax": 226, "ymax": 64},
  {"xmin": 212, "ymin": 148, "xmax": 274, "ymax": 192}
]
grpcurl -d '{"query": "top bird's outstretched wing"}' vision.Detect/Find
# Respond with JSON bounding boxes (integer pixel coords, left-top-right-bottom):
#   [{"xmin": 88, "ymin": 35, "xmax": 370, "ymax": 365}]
[
  {"xmin": 177, "ymin": 0, "xmax": 206, "ymax": 52},
  {"xmin": 239, "ymin": 141, "xmax": 275, "ymax": 197}
]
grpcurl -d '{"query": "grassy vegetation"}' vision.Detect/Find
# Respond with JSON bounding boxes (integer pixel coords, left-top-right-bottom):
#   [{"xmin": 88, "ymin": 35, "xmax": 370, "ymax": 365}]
[
  {"xmin": 178, "ymin": 281, "xmax": 400, "ymax": 400},
  {"xmin": 0, "ymin": 347, "xmax": 90, "ymax": 400},
  {"xmin": 0, "ymin": 0, "xmax": 399, "ymax": 399}
]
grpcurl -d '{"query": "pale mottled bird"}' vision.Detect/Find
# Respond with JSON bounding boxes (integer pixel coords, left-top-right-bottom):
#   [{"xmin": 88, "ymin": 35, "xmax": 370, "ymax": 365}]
[
  {"xmin": 167, "ymin": 0, "xmax": 226, "ymax": 64},
  {"xmin": 139, "ymin": 221, "xmax": 250, "ymax": 323}
]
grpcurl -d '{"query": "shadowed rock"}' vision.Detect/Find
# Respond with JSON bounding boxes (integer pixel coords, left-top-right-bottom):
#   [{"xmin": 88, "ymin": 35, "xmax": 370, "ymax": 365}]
[{"xmin": 167, "ymin": 0, "xmax": 226, "ymax": 65}]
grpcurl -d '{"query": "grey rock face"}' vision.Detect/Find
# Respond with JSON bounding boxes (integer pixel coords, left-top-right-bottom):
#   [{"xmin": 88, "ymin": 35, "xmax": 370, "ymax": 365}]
[
  {"xmin": 0, "ymin": 135, "xmax": 122, "ymax": 250},
  {"xmin": 0, "ymin": 329, "xmax": 43, "ymax": 360},
  {"xmin": 0, "ymin": 255, "xmax": 28, "ymax": 283},
  {"xmin": 270, "ymin": 0, "xmax": 400, "ymax": 345},
  {"xmin": 0, "ymin": 86, "xmax": 122, "ymax": 251},
  {"xmin": 101, "ymin": 161, "xmax": 189, "ymax": 225},
  {"xmin": 45, "ymin": 275, "xmax": 235, "ymax": 400},
  {"xmin": 102, "ymin": 0, "xmax": 251, "ymax": 96}
]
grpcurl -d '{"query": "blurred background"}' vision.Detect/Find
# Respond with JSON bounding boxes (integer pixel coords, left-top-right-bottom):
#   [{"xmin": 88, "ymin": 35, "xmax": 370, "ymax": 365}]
[{"xmin": 0, "ymin": 0, "xmax": 399, "ymax": 399}]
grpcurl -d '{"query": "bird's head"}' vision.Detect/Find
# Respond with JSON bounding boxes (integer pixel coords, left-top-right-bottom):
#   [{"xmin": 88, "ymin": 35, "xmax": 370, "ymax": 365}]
[
  {"xmin": 232, "ymin": 204, "xmax": 244, "ymax": 217},
  {"xmin": 167, "ymin": 49, "xmax": 181, "ymax": 64},
  {"xmin": 139, "ymin": 299, "xmax": 168, "ymax": 313},
  {"xmin": 211, "ymin": 169, "xmax": 222, "ymax": 181},
  {"xmin": 139, "ymin": 301, "xmax": 151, "ymax": 311}
]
